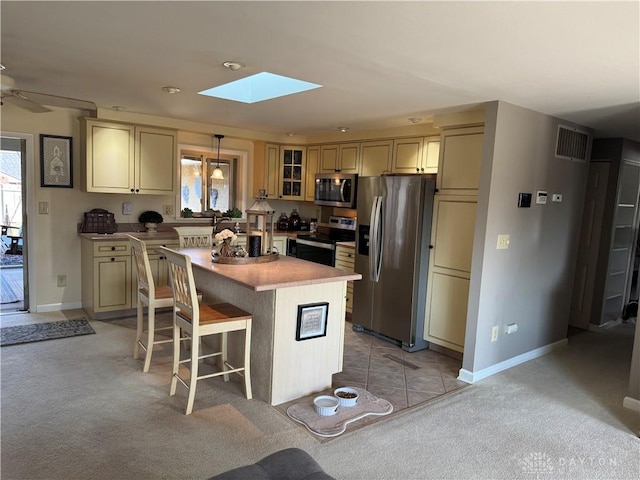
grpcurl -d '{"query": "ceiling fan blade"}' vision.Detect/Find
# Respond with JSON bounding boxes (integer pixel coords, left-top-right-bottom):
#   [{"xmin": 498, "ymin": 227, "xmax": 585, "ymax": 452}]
[
  {"xmin": 4, "ymin": 92, "xmax": 52, "ymax": 113},
  {"xmin": 15, "ymin": 90, "xmax": 96, "ymax": 111}
]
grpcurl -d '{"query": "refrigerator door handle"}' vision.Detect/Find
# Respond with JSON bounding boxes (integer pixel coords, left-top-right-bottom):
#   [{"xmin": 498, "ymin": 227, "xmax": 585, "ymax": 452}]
[
  {"xmin": 370, "ymin": 196, "xmax": 383, "ymax": 283},
  {"xmin": 368, "ymin": 197, "xmax": 378, "ymax": 281}
]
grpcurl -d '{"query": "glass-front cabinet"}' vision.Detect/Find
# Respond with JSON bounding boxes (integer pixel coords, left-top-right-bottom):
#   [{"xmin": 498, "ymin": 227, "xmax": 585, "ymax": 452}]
[{"xmin": 279, "ymin": 146, "xmax": 306, "ymax": 200}]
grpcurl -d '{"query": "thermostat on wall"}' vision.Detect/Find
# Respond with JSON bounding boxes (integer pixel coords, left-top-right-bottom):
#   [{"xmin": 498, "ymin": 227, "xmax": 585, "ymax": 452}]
[{"xmin": 536, "ymin": 191, "xmax": 548, "ymax": 205}]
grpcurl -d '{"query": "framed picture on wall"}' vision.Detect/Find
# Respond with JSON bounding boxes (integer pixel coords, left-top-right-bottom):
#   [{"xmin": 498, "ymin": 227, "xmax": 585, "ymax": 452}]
[
  {"xmin": 40, "ymin": 134, "xmax": 73, "ymax": 188},
  {"xmin": 296, "ymin": 302, "xmax": 329, "ymax": 341}
]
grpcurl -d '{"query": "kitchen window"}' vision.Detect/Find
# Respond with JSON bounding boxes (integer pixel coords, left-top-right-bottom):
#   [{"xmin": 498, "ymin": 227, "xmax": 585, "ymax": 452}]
[{"xmin": 180, "ymin": 151, "xmax": 237, "ymax": 214}]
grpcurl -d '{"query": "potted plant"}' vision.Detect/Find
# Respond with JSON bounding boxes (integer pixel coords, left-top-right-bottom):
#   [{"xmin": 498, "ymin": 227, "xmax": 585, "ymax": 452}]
[{"xmin": 138, "ymin": 210, "xmax": 163, "ymax": 233}]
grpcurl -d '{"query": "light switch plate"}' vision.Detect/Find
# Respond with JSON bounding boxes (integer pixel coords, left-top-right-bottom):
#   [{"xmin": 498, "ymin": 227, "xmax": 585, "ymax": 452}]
[
  {"xmin": 497, "ymin": 234, "xmax": 510, "ymax": 250},
  {"xmin": 122, "ymin": 202, "xmax": 133, "ymax": 215},
  {"xmin": 536, "ymin": 191, "xmax": 548, "ymax": 204},
  {"xmin": 38, "ymin": 201, "xmax": 49, "ymax": 214}
]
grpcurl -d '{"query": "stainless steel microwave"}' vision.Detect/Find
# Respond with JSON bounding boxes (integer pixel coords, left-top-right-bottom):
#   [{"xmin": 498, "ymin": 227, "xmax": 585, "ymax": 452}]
[{"xmin": 314, "ymin": 173, "xmax": 358, "ymax": 208}]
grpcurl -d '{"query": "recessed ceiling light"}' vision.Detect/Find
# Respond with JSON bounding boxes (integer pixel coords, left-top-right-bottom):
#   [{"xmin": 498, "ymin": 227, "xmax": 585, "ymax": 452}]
[
  {"xmin": 199, "ymin": 72, "xmax": 322, "ymax": 104},
  {"xmin": 223, "ymin": 61, "xmax": 245, "ymax": 71},
  {"xmin": 162, "ymin": 86, "xmax": 181, "ymax": 94},
  {"xmin": 287, "ymin": 132, "xmax": 296, "ymax": 137},
  {"xmin": 408, "ymin": 117, "xmax": 422, "ymax": 124},
  {"xmin": 338, "ymin": 127, "xmax": 349, "ymax": 133},
  {"xmin": 112, "ymin": 105, "xmax": 125, "ymax": 111}
]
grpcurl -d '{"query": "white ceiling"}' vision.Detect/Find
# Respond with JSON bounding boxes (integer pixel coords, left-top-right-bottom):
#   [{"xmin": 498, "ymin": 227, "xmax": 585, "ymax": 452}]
[{"xmin": 2, "ymin": 1, "xmax": 639, "ymax": 141}]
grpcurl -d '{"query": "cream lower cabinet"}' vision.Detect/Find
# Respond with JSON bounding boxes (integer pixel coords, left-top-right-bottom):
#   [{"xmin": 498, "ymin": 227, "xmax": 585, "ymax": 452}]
[
  {"xmin": 335, "ymin": 244, "xmax": 355, "ymax": 315},
  {"xmin": 424, "ymin": 196, "xmax": 477, "ymax": 352},
  {"xmin": 82, "ymin": 118, "xmax": 176, "ymax": 195},
  {"xmin": 81, "ymin": 237, "xmax": 179, "ymax": 319},
  {"xmin": 82, "ymin": 239, "xmax": 132, "ymax": 318}
]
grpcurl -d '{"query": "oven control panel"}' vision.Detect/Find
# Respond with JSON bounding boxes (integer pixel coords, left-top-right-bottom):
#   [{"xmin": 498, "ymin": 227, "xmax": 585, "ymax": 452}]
[{"xmin": 322, "ymin": 216, "xmax": 357, "ymax": 231}]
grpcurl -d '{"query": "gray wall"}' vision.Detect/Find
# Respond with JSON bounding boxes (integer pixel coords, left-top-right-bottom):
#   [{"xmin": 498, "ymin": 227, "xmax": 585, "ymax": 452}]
[{"xmin": 463, "ymin": 101, "xmax": 590, "ymax": 374}]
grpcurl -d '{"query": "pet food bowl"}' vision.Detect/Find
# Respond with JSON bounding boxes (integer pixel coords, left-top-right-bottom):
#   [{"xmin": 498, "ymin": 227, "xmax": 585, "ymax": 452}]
[
  {"xmin": 313, "ymin": 395, "xmax": 339, "ymax": 416},
  {"xmin": 334, "ymin": 387, "xmax": 359, "ymax": 407}
]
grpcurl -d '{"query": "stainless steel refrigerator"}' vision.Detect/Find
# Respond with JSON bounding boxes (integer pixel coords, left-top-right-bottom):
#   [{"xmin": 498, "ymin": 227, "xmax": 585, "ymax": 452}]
[{"xmin": 352, "ymin": 174, "xmax": 436, "ymax": 352}]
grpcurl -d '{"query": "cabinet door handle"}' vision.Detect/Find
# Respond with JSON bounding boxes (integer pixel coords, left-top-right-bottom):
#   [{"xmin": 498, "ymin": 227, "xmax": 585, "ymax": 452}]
[
  {"xmin": 135, "ymin": 188, "xmax": 139, "ymax": 193},
  {"xmin": 429, "ymin": 245, "xmax": 434, "ymax": 249},
  {"xmin": 111, "ymin": 246, "xmax": 116, "ymax": 251},
  {"xmin": 110, "ymin": 257, "xmax": 115, "ymax": 261},
  {"xmin": 130, "ymin": 188, "xmax": 135, "ymax": 193},
  {"xmin": 416, "ymin": 167, "xmax": 420, "ymax": 172}
]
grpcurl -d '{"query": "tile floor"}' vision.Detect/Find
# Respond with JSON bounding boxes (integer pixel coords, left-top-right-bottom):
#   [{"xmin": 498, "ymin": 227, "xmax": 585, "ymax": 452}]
[{"xmin": 333, "ymin": 321, "xmax": 468, "ymax": 411}]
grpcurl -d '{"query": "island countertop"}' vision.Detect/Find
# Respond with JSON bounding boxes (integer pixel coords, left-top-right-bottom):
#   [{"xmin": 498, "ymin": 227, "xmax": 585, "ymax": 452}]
[{"xmin": 179, "ymin": 247, "xmax": 361, "ymax": 292}]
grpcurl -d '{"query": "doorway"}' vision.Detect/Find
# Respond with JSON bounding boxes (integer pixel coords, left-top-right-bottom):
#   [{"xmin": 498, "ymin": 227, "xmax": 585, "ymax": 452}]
[{"xmin": 1, "ymin": 136, "xmax": 28, "ymax": 313}]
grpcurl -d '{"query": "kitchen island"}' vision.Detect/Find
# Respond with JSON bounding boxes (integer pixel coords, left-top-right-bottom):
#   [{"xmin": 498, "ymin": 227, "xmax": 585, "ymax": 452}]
[{"xmin": 180, "ymin": 248, "xmax": 362, "ymax": 406}]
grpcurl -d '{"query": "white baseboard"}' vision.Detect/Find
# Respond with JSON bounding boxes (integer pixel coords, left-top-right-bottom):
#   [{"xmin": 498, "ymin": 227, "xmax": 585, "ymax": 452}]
[
  {"xmin": 623, "ymin": 396, "xmax": 640, "ymax": 413},
  {"xmin": 458, "ymin": 338, "xmax": 568, "ymax": 383},
  {"xmin": 35, "ymin": 302, "xmax": 83, "ymax": 313},
  {"xmin": 589, "ymin": 318, "xmax": 622, "ymax": 331}
]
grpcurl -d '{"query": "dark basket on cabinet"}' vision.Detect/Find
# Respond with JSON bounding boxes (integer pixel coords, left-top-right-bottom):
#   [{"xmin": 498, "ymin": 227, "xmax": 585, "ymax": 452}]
[{"xmin": 81, "ymin": 209, "xmax": 118, "ymax": 234}]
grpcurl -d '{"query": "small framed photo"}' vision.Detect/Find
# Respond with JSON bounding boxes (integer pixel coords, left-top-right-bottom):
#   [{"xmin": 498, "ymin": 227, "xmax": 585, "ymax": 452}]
[
  {"xmin": 40, "ymin": 134, "xmax": 73, "ymax": 188},
  {"xmin": 296, "ymin": 302, "xmax": 329, "ymax": 341}
]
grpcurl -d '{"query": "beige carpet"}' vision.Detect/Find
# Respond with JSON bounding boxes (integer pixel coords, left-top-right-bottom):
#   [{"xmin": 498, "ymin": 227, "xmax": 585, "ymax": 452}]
[{"xmin": 1, "ymin": 309, "xmax": 638, "ymax": 479}]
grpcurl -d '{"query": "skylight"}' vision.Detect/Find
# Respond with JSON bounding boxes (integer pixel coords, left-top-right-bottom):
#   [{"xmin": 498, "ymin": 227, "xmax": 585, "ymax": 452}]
[{"xmin": 198, "ymin": 72, "xmax": 322, "ymax": 104}]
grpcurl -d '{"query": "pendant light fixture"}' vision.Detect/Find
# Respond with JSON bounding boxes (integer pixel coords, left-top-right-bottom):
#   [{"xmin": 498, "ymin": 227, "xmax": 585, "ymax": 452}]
[{"xmin": 211, "ymin": 134, "xmax": 224, "ymax": 180}]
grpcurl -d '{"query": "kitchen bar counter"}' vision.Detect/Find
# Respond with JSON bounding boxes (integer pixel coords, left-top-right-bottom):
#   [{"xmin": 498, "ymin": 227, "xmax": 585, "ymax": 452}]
[
  {"xmin": 179, "ymin": 247, "xmax": 361, "ymax": 406},
  {"xmin": 181, "ymin": 248, "xmax": 360, "ymax": 291}
]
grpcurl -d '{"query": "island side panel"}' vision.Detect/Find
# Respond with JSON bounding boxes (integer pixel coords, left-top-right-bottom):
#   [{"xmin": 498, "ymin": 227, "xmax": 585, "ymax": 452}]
[
  {"xmin": 271, "ymin": 281, "xmax": 347, "ymax": 405},
  {"xmin": 192, "ymin": 268, "xmax": 276, "ymax": 404}
]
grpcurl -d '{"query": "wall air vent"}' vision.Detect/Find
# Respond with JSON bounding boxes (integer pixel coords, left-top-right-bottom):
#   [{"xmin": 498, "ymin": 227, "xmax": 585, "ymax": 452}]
[{"xmin": 555, "ymin": 125, "xmax": 589, "ymax": 162}]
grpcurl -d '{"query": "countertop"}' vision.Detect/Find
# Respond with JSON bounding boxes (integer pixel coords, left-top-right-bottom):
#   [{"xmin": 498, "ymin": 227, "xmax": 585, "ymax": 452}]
[{"xmin": 180, "ymin": 247, "xmax": 362, "ymax": 292}]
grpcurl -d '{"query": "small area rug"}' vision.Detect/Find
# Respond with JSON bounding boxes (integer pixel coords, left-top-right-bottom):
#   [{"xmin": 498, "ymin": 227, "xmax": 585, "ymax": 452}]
[
  {"xmin": 1, "ymin": 319, "xmax": 95, "ymax": 347},
  {"xmin": 286, "ymin": 387, "xmax": 393, "ymax": 438}
]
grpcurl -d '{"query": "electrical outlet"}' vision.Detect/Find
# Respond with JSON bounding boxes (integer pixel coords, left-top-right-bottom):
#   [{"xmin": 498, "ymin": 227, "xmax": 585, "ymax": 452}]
[
  {"xmin": 163, "ymin": 204, "xmax": 174, "ymax": 216},
  {"xmin": 505, "ymin": 323, "xmax": 518, "ymax": 334},
  {"xmin": 57, "ymin": 274, "xmax": 66, "ymax": 287},
  {"xmin": 491, "ymin": 326, "xmax": 499, "ymax": 342},
  {"xmin": 39, "ymin": 201, "xmax": 49, "ymax": 214},
  {"xmin": 496, "ymin": 234, "xmax": 510, "ymax": 250}
]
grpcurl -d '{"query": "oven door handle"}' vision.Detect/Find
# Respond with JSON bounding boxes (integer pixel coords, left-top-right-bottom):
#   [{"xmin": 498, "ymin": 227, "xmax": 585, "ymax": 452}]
[{"xmin": 296, "ymin": 238, "xmax": 336, "ymax": 250}]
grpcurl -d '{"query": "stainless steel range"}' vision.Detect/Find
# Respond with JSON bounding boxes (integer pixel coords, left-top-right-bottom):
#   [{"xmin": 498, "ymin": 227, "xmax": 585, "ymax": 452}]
[{"xmin": 295, "ymin": 216, "xmax": 356, "ymax": 266}]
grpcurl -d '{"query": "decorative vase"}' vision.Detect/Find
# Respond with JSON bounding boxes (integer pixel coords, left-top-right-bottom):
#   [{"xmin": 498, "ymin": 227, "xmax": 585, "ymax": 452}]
[
  {"xmin": 145, "ymin": 222, "xmax": 158, "ymax": 233},
  {"xmin": 219, "ymin": 238, "xmax": 234, "ymax": 257}
]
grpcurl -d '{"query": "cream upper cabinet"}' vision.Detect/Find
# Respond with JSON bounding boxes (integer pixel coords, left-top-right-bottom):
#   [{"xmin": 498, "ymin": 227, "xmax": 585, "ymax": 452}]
[
  {"xmin": 391, "ymin": 137, "xmax": 423, "ymax": 173},
  {"xmin": 391, "ymin": 136, "xmax": 440, "ymax": 174},
  {"xmin": 360, "ymin": 140, "xmax": 392, "ymax": 176},
  {"xmin": 82, "ymin": 118, "xmax": 176, "ymax": 194},
  {"xmin": 135, "ymin": 126, "xmax": 177, "ymax": 194},
  {"xmin": 338, "ymin": 143, "xmax": 360, "ymax": 173},
  {"xmin": 278, "ymin": 146, "xmax": 306, "ymax": 200},
  {"xmin": 437, "ymin": 126, "xmax": 484, "ymax": 194},
  {"xmin": 319, "ymin": 145, "xmax": 339, "ymax": 172},
  {"xmin": 422, "ymin": 137, "xmax": 440, "ymax": 174},
  {"xmin": 319, "ymin": 143, "xmax": 360, "ymax": 174},
  {"xmin": 265, "ymin": 143, "xmax": 280, "ymax": 199},
  {"xmin": 305, "ymin": 146, "xmax": 320, "ymax": 202}
]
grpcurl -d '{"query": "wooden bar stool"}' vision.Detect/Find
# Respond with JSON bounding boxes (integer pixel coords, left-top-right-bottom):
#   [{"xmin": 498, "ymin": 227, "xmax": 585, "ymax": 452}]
[
  {"xmin": 128, "ymin": 235, "xmax": 179, "ymax": 372},
  {"xmin": 160, "ymin": 247, "xmax": 252, "ymax": 415},
  {"xmin": 173, "ymin": 226, "xmax": 214, "ymax": 248}
]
